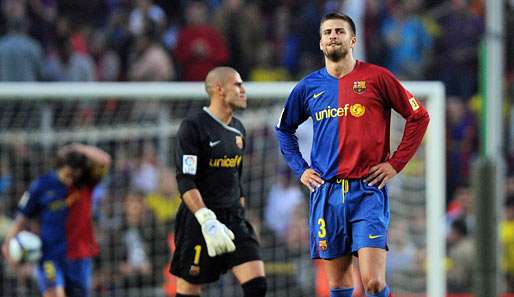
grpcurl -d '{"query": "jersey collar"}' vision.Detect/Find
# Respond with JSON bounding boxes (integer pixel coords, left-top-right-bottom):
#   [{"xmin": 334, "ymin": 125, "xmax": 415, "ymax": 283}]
[{"xmin": 202, "ymin": 107, "xmax": 243, "ymax": 135}]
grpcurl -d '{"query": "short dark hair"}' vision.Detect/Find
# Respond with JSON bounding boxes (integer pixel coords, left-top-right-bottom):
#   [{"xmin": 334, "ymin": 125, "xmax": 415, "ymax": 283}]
[
  {"xmin": 320, "ymin": 12, "xmax": 356, "ymax": 36},
  {"xmin": 56, "ymin": 151, "xmax": 89, "ymax": 171},
  {"xmin": 56, "ymin": 151, "xmax": 94, "ymax": 187}
]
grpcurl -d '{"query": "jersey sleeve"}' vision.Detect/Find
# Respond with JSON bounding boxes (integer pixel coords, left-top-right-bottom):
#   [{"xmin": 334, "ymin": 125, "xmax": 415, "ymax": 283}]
[
  {"xmin": 16, "ymin": 179, "xmax": 43, "ymax": 218},
  {"xmin": 379, "ymin": 69, "xmax": 430, "ymax": 172},
  {"xmin": 275, "ymin": 82, "xmax": 310, "ymax": 178},
  {"xmin": 175, "ymin": 119, "xmax": 201, "ymax": 195}
]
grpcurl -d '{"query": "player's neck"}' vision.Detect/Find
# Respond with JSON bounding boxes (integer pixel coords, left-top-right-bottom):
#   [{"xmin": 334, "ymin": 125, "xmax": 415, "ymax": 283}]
[
  {"xmin": 325, "ymin": 56, "xmax": 356, "ymax": 79},
  {"xmin": 208, "ymin": 104, "xmax": 232, "ymax": 124}
]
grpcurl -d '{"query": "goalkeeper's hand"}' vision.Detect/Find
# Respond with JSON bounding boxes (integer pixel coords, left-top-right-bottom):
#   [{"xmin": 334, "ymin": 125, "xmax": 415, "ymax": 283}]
[{"xmin": 194, "ymin": 208, "xmax": 236, "ymax": 257}]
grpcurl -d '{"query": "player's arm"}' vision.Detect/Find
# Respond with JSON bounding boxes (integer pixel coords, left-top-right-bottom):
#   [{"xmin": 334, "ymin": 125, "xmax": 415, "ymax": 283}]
[
  {"xmin": 381, "ymin": 69, "xmax": 430, "ymax": 172},
  {"xmin": 1, "ymin": 214, "xmax": 29, "ymax": 264},
  {"xmin": 366, "ymin": 69, "xmax": 430, "ymax": 189},
  {"xmin": 275, "ymin": 83, "xmax": 311, "ymax": 178},
  {"xmin": 276, "ymin": 83, "xmax": 323, "ymax": 191},
  {"xmin": 58, "ymin": 143, "xmax": 111, "ymax": 165},
  {"xmin": 175, "ymin": 119, "xmax": 235, "ymax": 257},
  {"xmin": 58, "ymin": 143, "xmax": 112, "ymax": 185},
  {"xmin": 2, "ymin": 180, "xmax": 41, "ymax": 264},
  {"xmin": 181, "ymin": 189, "xmax": 236, "ymax": 258}
]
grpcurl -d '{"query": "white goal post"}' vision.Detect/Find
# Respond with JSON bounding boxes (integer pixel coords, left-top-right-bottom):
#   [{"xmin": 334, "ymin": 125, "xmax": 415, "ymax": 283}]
[{"xmin": 0, "ymin": 81, "xmax": 445, "ymax": 297}]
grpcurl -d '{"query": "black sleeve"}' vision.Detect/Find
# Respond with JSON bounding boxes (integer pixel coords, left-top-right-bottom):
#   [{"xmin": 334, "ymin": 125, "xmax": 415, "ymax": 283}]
[{"xmin": 175, "ymin": 119, "xmax": 201, "ymax": 195}]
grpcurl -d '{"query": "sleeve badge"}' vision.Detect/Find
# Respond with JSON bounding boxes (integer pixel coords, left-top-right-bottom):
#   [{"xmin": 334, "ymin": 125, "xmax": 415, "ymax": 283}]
[
  {"xmin": 409, "ymin": 97, "xmax": 420, "ymax": 111},
  {"xmin": 235, "ymin": 136, "xmax": 244, "ymax": 149},
  {"xmin": 182, "ymin": 155, "xmax": 197, "ymax": 175}
]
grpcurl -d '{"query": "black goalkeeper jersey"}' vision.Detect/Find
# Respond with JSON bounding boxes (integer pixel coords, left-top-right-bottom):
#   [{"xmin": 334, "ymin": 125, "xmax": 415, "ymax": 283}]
[{"xmin": 175, "ymin": 107, "xmax": 246, "ymax": 208}]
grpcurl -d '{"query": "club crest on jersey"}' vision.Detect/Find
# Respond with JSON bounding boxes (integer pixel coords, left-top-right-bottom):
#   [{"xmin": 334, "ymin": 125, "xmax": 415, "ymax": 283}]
[
  {"xmin": 352, "ymin": 80, "xmax": 366, "ymax": 94},
  {"xmin": 235, "ymin": 136, "xmax": 243, "ymax": 149},
  {"xmin": 319, "ymin": 240, "xmax": 327, "ymax": 251},
  {"xmin": 349, "ymin": 104, "xmax": 365, "ymax": 117}
]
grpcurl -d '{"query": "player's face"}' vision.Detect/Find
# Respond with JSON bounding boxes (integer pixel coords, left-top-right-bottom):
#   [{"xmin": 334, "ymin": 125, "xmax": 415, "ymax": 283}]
[
  {"xmin": 223, "ymin": 72, "xmax": 247, "ymax": 110},
  {"xmin": 59, "ymin": 166, "xmax": 84, "ymax": 187},
  {"xmin": 319, "ymin": 19, "xmax": 356, "ymax": 62}
]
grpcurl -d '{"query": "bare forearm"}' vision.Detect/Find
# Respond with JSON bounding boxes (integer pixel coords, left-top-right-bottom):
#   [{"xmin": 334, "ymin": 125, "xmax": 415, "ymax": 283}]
[
  {"xmin": 59, "ymin": 144, "xmax": 112, "ymax": 167},
  {"xmin": 4, "ymin": 215, "xmax": 28, "ymax": 241},
  {"xmin": 182, "ymin": 189, "xmax": 207, "ymax": 213}
]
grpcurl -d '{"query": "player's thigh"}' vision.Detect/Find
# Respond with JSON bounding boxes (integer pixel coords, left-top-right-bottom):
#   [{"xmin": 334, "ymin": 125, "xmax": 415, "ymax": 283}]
[
  {"xmin": 351, "ymin": 182, "xmax": 390, "ymax": 253},
  {"xmin": 170, "ymin": 206, "xmax": 224, "ymax": 284},
  {"xmin": 65, "ymin": 258, "xmax": 92, "ymax": 297},
  {"xmin": 352, "ymin": 256, "xmax": 365, "ymax": 297},
  {"xmin": 357, "ymin": 247, "xmax": 386, "ymax": 285},
  {"xmin": 224, "ymin": 207, "xmax": 263, "ymax": 270},
  {"xmin": 37, "ymin": 259, "xmax": 65, "ymax": 296},
  {"xmin": 176, "ymin": 277, "xmax": 202, "ymax": 295},
  {"xmin": 43, "ymin": 287, "xmax": 66, "ymax": 297},
  {"xmin": 322, "ymin": 254, "xmax": 353, "ymax": 288},
  {"xmin": 310, "ymin": 182, "xmax": 351, "ymax": 259},
  {"xmin": 232, "ymin": 260, "xmax": 265, "ymax": 284}
]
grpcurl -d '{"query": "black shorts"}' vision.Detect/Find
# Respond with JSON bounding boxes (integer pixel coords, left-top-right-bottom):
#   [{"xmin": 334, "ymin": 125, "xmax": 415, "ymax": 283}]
[{"xmin": 169, "ymin": 203, "xmax": 262, "ymax": 284}]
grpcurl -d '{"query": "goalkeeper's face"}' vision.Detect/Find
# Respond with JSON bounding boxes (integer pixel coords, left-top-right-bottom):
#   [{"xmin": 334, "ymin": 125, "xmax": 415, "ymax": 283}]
[
  {"xmin": 319, "ymin": 19, "xmax": 356, "ymax": 62},
  {"xmin": 223, "ymin": 72, "xmax": 247, "ymax": 110}
]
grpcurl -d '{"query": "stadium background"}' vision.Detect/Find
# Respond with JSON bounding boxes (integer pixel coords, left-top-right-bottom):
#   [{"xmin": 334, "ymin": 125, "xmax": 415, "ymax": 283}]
[{"xmin": 0, "ymin": 0, "xmax": 513, "ymax": 296}]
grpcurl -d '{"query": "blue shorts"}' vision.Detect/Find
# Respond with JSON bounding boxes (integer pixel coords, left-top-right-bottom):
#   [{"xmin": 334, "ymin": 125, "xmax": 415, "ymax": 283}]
[
  {"xmin": 36, "ymin": 258, "xmax": 92, "ymax": 297},
  {"xmin": 309, "ymin": 179, "xmax": 390, "ymax": 259}
]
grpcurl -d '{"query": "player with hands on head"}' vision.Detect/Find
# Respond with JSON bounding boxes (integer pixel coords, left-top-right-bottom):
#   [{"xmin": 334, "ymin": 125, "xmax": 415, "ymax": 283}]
[
  {"xmin": 2, "ymin": 143, "xmax": 111, "ymax": 297},
  {"xmin": 170, "ymin": 66, "xmax": 266, "ymax": 297},
  {"xmin": 275, "ymin": 13, "xmax": 429, "ymax": 297}
]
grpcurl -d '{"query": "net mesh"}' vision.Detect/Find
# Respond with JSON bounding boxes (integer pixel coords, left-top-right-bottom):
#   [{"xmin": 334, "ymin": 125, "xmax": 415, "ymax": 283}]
[
  {"xmin": 0, "ymin": 88, "xmax": 438, "ymax": 297},
  {"xmin": 387, "ymin": 100, "xmax": 429, "ymax": 294}
]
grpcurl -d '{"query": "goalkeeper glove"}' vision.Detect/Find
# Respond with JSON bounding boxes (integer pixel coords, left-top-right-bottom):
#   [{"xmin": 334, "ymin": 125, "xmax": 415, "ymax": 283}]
[{"xmin": 194, "ymin": 208, "xmax": 236, "ymax": 257}]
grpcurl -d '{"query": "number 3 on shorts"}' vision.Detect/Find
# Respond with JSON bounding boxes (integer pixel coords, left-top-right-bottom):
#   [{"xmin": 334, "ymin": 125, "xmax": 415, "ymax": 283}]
[{"xmin": 317, "ymin": 218, "xmax": 326, "ymax": 238}]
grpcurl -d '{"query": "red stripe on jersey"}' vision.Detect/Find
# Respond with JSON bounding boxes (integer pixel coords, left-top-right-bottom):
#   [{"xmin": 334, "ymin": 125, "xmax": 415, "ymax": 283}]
[
  {"xmin": 65, "ymin": 187, "xmax": 99, "ymax": 259},
  {"xmin": 334, "ymin": 61, "xmax": 429, "ymax": 178}
]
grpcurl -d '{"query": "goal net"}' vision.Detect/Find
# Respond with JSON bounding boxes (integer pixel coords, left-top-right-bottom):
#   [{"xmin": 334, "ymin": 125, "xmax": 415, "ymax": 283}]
[{"xmin": 0, "ymin": 81, "xmax": 445, "ymax": 297}]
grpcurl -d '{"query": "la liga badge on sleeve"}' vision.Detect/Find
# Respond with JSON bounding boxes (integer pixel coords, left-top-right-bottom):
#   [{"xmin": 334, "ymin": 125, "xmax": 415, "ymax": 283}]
[{"xmin": 235, "ymin": 136, "xmax": 243, "ymax": 149}]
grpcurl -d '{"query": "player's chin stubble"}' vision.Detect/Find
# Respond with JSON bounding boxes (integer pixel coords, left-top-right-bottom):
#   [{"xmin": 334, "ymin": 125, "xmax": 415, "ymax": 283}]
[{"xmin": 324, "ymin": 47, "xmax": 347, "ymax": 62}]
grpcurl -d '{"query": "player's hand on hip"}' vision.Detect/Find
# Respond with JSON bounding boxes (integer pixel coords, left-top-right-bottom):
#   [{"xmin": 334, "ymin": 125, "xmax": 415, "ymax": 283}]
[
  {"xmin": 194, "ymin": 208, "xmax": 236, "ymax": 257},
  {"xmin": 365, "ymin": 162, "xmax": 398, "ymax": 189},
  {"xmin": 301, "ymin": 168, "xmax": 324, "ymax": 192}
]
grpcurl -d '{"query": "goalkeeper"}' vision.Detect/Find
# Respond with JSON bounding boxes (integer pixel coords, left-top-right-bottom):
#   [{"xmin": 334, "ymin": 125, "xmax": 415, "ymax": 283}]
[{"xmin": 170, "ymin": 66, "xmax": 267, "ymax": 297}]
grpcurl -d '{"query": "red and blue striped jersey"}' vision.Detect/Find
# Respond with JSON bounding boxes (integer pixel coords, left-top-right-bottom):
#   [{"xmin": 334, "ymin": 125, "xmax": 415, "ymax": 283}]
[
  {"xmin": 276, "ymin": 61, "xmax": 430, "ymax": 180},
  {"xmin": 17, "ymin": 171, "xmax": 98, "ymax": 260}
]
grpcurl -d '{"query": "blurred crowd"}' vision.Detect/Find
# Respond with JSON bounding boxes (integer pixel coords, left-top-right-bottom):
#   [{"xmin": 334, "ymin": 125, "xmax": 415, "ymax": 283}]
[{"xmin": 0, "ymin": 0, "xmax": 514, "ymax": 295}]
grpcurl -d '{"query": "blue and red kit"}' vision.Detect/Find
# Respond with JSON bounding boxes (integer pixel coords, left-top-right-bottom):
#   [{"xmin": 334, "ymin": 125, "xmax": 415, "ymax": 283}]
[
  {"xmin": 275, "ymin": 61, "xmax": 430, "ymax": 180},
  {"xmin": 17, "ymin": 171, "xmax": 97, "ymax": 295},
  {"xmin": 276, "ymin": 61, "xmax": 429, "ymax": 259}
]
